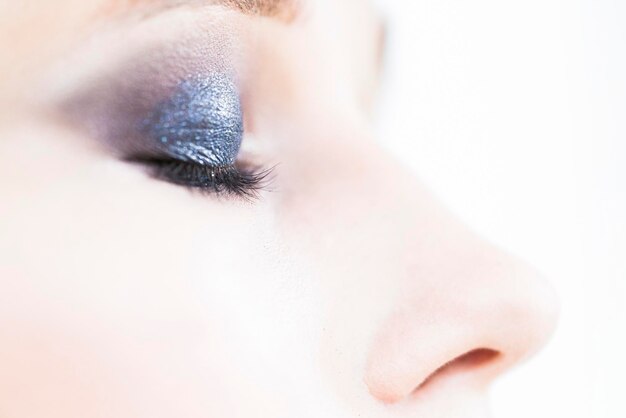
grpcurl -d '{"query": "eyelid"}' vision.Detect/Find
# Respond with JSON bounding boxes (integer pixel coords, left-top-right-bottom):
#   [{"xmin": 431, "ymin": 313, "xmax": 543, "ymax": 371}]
[
  {"xmin": 125, "ymin": 73, "xmax": 275, "ymax": 198},
  {"xmin": 51, "ymin": 10, "xmax": 269, "ymax": 201},
  {"xmin": 141, "ymin": 74, "xmax": 244, "ymax": 166}
]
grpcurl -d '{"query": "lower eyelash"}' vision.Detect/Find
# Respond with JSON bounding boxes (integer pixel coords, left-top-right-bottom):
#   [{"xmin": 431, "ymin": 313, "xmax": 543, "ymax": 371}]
[{"xmin": 129, "ymin": 157, "xmax": 273, "ymax": 199}]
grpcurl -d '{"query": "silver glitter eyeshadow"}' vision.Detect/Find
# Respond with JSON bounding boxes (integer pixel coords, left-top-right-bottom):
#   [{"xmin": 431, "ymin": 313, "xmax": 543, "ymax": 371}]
[{"xmin": 143, "ymin": 74, "xmax": 243, "ymax": 166}]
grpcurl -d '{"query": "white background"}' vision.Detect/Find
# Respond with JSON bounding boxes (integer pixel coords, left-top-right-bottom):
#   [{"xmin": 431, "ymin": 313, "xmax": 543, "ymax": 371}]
[{"xmin": 374, "ymin": 1, "xmax": 625, "ymax": 417}]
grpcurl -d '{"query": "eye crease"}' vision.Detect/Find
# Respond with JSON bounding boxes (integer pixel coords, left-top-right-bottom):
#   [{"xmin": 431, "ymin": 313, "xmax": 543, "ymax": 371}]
[{"xmin": 128, "ymin": 74, "xmax": 271, "ymax": 198}]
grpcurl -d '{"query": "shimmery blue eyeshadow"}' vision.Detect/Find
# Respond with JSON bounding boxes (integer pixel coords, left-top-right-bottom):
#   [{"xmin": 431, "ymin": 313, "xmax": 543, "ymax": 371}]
[{"xmin": 142, "ymin": 74, "xmax": 243, "ymax": 166}]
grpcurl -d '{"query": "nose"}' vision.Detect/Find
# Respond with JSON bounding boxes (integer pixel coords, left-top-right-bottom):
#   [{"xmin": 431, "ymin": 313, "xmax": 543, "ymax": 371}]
[
  {"xmin": 274, "ymin": 111, "xmax": 559, "ymax": 405},
  {"xmin": 364, "ymin": 218, "xmax": 559, "ymax": 404}
]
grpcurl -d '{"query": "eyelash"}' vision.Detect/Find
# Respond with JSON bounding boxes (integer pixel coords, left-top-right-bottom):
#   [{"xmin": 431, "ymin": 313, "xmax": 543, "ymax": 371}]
[{"xmin": 130, "ymin": 157, "xmax": 273, "ymax": 199}]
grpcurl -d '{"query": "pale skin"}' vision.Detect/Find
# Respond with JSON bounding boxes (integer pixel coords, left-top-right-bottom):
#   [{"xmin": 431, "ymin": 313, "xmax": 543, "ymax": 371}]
[{"xmin": 0, "ymin": 1, "xmax": 558, "ymax": 417}]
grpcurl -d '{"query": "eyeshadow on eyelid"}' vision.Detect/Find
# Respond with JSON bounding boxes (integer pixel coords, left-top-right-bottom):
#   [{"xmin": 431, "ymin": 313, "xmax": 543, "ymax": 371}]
[{"xmin": 138, "ymin": 74, "xmax": 244, "ymax": 166}]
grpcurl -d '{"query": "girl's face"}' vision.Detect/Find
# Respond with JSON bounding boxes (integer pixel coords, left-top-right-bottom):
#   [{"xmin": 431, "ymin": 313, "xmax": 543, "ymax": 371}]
[{"xmin": 0, "ymin": 0, "xmax": 558, "ymax": 416}]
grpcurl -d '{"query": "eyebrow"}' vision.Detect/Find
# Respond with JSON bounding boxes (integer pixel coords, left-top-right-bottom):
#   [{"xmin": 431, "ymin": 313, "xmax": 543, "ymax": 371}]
[
  {"xmin": 220, "ymin": 0, "xmax": 298, "ymax": 18},
  {"xmin": 117, "ymin": 0, "xmax": 300, "ymax": 21}
]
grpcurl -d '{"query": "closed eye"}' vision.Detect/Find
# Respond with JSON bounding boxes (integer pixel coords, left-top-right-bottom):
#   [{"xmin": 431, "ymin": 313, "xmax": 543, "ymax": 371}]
[{"xmin": 126, "ymin": 74, "xmax": 274, "ymax": 199}]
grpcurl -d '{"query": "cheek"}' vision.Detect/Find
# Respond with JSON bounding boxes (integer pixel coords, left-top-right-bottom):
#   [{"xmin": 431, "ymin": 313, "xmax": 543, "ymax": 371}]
[{"xmin": 0, "ymin": 126, "xmax": 329, "ymax": 414}]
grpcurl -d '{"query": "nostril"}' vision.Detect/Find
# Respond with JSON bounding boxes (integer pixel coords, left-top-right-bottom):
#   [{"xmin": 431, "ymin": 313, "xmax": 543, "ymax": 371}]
[{"xmin": 412, "ymin": 349, "xmax": 500, "ymax": 394}]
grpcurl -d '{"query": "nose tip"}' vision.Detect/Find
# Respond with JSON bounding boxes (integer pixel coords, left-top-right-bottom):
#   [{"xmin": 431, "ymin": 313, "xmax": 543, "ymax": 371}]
[
  {"xmin": 490, "ymin": 262, "xmax": 560, "ymax": 362},
  {"xmin": 364, "ymin": 252, "xmax": 559, "ymax": 404}
]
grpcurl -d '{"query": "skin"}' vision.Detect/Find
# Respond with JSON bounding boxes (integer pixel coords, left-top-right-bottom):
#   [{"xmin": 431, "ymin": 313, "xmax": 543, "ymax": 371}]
[{"xmin": 0, "ymin": 0, "xmax": 558, "ymax": 417}]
